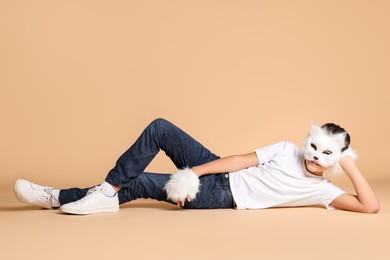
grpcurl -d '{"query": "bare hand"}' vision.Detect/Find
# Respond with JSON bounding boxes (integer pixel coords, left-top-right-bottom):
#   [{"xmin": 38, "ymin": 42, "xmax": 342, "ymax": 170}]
[{"xmin": 176, "ymin": 195, "xmax": 191, "ymax": 208}]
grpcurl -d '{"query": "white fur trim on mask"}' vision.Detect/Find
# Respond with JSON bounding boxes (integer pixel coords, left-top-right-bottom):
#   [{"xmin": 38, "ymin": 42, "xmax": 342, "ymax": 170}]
[
  {"xmin": 326, "ymin": 147, "xmax": 358, "ymax": 176},
  {"xmin": 164, "ymin": 168, "xmax": 200, "ymax": 202}
]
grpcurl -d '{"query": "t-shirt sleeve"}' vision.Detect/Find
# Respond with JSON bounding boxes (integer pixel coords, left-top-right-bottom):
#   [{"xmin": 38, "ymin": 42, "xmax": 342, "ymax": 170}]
[
  {"xmin": 255, "ymin": 141, "xmax": 291, "ymax": 164},
  {"xmin": 320, "ymin": 181, "xmax": 348, "ymax": 210}
]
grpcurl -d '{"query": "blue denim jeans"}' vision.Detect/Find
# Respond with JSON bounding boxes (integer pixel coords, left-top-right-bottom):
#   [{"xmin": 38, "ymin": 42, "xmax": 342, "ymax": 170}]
[{"xmin": 59, "ymin": 118, "xmax": 234, "ymax": 209}]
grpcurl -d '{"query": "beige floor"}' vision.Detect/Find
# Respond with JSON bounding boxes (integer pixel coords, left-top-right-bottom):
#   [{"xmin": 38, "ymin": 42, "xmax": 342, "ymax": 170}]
[{"xmin": 1, "ymin": 180, "xmax": 389, "ymax": 260}]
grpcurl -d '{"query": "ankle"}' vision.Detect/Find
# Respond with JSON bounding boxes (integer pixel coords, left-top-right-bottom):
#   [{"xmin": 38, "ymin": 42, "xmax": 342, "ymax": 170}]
[
  {"xmin": 101, "ymin": 182, "xmax": 118, "ymax": 197},
  {"xmin": 112, "ymin": 185, "xmax": 121, "ymax": 192},
  {"xmin": 51, "ymin": 189, "xmax": 61, "ymax": 207}
]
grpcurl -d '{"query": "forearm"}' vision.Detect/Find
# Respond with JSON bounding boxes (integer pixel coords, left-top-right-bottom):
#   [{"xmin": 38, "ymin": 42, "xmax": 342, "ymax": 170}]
[
  {"xmin": 340, "ymin": 157, "xmax": 380, "ymax": 211},
  {"xmin": 192, "ymin": 152, "xmax": 259, "ymax": 177}
]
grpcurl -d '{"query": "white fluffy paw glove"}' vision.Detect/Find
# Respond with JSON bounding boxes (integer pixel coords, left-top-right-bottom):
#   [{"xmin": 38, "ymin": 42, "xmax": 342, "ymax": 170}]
[
  {"xmin": 164, "ymin": 168, "xmax": 200, "ymax": 202},
  {"xmin": 327, "ymin": 147, "xmax": 358, "ymax": 176}
]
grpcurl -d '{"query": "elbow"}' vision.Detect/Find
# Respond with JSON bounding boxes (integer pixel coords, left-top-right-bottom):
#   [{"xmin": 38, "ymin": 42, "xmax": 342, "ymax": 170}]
[
  {"xmin": 369, "ymin": 205, "xmax": 381, "ymax": 214},
  {"xmin": 363, "ymin": 203, "xmax": 381, "ymax": 214},
  {"xmin": 364, "ymin": 207, "xmax": 380, "ymax": 214}
]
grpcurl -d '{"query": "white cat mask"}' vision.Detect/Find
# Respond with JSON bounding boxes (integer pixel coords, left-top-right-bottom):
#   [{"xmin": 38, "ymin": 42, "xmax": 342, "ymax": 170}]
[{"xmin": 303, "ymin": 123, "xmax": 357, "ymax": 176}]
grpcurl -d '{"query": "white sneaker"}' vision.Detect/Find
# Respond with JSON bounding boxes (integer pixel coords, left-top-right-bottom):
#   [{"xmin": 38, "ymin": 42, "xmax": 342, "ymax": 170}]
[
  {"xmin": 59, "ymin": 186, "xmax": 119, "ymax": 215},
  {"xmin": 14, "ymin": 179, "xmax": 54, "ymax": 209}
]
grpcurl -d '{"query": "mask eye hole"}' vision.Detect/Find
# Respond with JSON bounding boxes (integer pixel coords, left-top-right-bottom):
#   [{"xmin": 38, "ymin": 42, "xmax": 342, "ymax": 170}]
[
  {"xmin": 323, "ymin": 150, "xmax": 332, "ymax": 155},
  {"xmin": 310, "ymin": 143, "xmax": 317, "ymax": 151}
]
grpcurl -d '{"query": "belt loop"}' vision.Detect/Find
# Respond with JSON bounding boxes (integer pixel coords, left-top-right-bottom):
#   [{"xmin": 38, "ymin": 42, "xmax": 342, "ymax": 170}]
[{"xmin": 223, "ymin": 172, "xmax": 229, "ymax": 186}]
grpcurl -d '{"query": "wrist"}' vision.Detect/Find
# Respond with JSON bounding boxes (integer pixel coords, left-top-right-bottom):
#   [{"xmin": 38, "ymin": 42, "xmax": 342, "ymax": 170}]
[
  {"xmin": 339, "ymin": 156, "xmax": 360, "ymax": 177},
  {"xmin": 191, "ymin": 166, "xmax": 202, "ymax": 177},
  {"xmin": 339, "ymin": 155, "xmax": 353, "ymax": 166}
]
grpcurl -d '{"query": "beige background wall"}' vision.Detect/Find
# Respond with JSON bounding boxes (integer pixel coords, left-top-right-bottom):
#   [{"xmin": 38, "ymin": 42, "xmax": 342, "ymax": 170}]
[{"xmin": 1, "ymin": 0, "xmax": 389, "ymax": 191}]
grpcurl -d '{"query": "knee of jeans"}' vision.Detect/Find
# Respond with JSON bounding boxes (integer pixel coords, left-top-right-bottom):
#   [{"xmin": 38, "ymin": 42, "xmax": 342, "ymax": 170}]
[
  {"xmin": 151, "ymin": 118, "xmax": 170, "ymax": 128},
  {"xmin": 151, "ymin": 118, "xmax": 175, "ymax": 135}
]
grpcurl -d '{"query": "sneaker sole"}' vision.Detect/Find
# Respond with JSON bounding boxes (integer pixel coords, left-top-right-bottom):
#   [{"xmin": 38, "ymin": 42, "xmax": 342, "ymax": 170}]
[{"xmin": 59, "ymin": 206, "xmax": 119, "ymax": 215}]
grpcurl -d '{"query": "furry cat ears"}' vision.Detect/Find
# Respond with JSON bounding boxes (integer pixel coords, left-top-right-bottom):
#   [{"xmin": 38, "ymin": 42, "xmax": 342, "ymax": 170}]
[{"xmin": 308, "ymin": 122, "xmax": 346, "ymax": 149}]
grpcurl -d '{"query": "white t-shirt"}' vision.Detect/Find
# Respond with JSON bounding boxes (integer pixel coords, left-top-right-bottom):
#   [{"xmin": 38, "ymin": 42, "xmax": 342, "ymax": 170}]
[{"xmin": 229, "ymin": 141, "xmax": 347, "ymax": 210}]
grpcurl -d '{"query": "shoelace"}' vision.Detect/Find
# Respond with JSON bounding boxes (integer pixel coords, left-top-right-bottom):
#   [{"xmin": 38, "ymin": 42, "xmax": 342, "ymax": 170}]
[
  {"xmin": 30, "ymin": 187, "xmax": 53, "ymax": 207},
  {"xmin": 40, "ymin": 187, "xmax": 53, "ymax": 202},
  {"xmin": 86, "ymin": 186, "xmax": 102, "ymax": 197}
]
